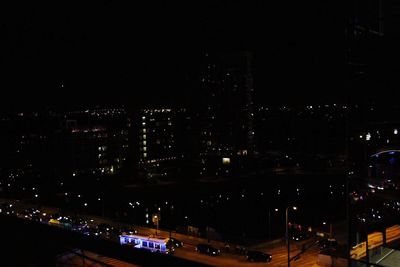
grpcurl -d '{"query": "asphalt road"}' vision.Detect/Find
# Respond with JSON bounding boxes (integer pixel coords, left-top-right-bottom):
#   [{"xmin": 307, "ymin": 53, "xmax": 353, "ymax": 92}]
[
  {"xmin": 57, "ymin": 249, "xmax": 140, "ymax": 267},
  {"xmin": 2, "ymin": 197, "xmax": 323, "ymax": 267},
  {"xmin": 174, "ymin": 242, "xmax": 321, "ymax": 267}
]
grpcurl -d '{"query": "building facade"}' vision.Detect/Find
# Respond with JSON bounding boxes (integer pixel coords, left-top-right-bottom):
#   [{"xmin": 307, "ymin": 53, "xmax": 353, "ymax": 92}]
[{"xmin": 198, "ymin": 51, "xmax": 256, "ymax": 177}]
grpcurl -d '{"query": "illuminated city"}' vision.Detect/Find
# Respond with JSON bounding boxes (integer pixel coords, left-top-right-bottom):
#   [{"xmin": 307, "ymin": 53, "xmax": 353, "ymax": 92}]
[{"xmin": 0, "ymin": 1, "xmax": 398, "ymax": 267}]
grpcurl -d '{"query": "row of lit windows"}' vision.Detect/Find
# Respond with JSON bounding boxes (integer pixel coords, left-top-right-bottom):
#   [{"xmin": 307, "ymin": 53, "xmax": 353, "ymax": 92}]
[{"xmin": 142, "ymin": 109, "xmax": 172, "ymax": 113}]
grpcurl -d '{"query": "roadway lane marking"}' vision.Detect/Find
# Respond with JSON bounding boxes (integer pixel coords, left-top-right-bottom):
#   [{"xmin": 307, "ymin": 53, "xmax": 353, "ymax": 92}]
[{"xmin": 376, "ymin": 249, "xmax": 395, "ymax": 264}]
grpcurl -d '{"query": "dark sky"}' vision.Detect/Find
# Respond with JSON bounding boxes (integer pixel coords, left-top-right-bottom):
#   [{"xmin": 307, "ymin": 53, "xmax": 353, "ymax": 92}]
[{"xmin": 0, "ymin": 1, "xmax": 348, "ymax": 110}]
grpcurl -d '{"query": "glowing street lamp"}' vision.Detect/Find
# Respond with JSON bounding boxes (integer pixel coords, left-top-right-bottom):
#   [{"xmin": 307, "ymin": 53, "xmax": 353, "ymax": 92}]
[
  {"xmin": 152, "ymin": 213, "xmax": 161, "ymax": 236},
  {"xmin": 286, "ymin": 206, "xmax": 298, "ymax": 267},
  {"xmin": 268, "ymin": 208, "xmax": 279, "ymax": 239}
]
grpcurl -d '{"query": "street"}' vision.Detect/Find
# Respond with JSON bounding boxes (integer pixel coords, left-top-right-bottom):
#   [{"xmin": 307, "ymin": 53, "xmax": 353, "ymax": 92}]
[{"xmin": 2, "ymin": 197, "xmax": 323, "ymax": 267}]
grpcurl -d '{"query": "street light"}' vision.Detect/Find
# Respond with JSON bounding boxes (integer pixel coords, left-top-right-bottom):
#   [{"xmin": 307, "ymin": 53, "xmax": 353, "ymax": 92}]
[
  {"xmin": 268, "ymin": 208, "xmax": 279, "ymax": 239},
  {"xmin": 286, "ymin": 206, "xmax": 297, "ymax": 267},
  {"xmin": 154, "ymin": 215, "xmax": 158, "ymax": 235},
  {"xmin": 152, "ymin": 213, "xmax": 160, "ymax": 236}
]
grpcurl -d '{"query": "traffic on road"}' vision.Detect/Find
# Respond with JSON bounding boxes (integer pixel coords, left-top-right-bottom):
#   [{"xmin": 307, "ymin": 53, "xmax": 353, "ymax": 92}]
[{"xmin": 0, "ymin": 198, "xmax": 339, "ymax": 266}]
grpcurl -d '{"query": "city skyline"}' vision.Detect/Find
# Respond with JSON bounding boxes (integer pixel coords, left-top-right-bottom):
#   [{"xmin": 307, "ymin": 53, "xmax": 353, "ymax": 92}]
[{"xmin": 1, "ymin": 1, "xmax": 400, "ymax": 266}]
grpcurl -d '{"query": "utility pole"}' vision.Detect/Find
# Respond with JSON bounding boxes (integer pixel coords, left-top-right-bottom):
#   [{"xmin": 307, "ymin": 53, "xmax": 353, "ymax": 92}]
[
  {"xmin": 286, "ymin": 207, "xmax": 290, "ymax": 267},
  {"xmin": 268, "ymin": 209, "xmax": 271, "ymax": 240},
  {"xmin": 152, "ymin": 213, "xmax": 160, "ymax": 236},
  {"xmin": 286, "ymin": 206, "xmax": 297, "ymax": 267}
]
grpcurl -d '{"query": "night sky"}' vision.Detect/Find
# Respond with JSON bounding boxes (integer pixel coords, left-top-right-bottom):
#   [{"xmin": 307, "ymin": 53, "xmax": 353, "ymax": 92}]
[{"xmin": 0, "ymin": 1, "xmax": 376, "ymax": 110}]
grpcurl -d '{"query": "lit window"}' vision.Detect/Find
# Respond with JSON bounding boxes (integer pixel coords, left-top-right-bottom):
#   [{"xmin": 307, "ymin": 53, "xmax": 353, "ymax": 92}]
[
  {"xmin": 143, "ymin": 128, "xmax": 147, "ymax": 133},
  {"xmin": 142, "ymin": 122, "xmax": 146, "ymax": 126},
  {"xmin": 143, "ymin": 153, "xmax": 147, "ymax": 158},
  {"xmin": 222, "ymin": 157, "xmax": 231, "ymax": 165},
  {"xmin": 143, "ymin": 141, "xmax": 147, "ymax": 146},
  {"xmin": 143, "ymin": 147, "xmax": 147, "ymax": 152},
  {"xmin": 143, "ymin": 134, "xmax": 147, "ymax": 139}
]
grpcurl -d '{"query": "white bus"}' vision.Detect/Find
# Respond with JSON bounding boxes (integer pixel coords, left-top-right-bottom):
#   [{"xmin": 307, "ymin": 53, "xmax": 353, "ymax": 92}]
[{"xmin": 119, "ymin": 234, "xmax": 174, "ymax": 254}]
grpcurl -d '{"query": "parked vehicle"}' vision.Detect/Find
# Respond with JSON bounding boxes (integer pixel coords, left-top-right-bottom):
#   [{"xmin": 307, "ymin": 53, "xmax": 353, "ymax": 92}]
[
  {"xmin": 246, "ymin": 250, "xmax": 272, "ymax": 262},
  {"xmin": 167, "ymin": 238, "xmax": 183, "ymax": 248},
  {"xmin": 195, "ymin": 244, "xmax": 220, "ymax": 256},
  {"xmin": 318, "ymin": 238, "xmax": 338, "ymax": 250},
  {"xmin": 291, "ymin": 231, "xmax": 310, "ymax": 241}
]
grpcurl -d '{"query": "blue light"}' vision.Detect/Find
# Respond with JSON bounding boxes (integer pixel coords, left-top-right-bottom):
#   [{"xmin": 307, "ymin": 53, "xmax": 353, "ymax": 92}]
[{"xmin": 371, "ymin": 150, "xmax": 400, "ymax": 157}]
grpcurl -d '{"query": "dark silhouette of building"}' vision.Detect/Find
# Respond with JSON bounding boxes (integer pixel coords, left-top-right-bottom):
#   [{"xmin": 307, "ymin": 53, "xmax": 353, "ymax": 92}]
[
  {"xmin": 198, "ymin": 51, "xmax": 256, "ymax": 177},
  {"xmin": 57, "ymin": 108, "xmax": 129, "ymax": 177}
]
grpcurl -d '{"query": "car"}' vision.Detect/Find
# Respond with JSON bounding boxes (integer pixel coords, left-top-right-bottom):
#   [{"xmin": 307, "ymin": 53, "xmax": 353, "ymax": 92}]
[
  {"xmin": 165, "ymin": 246, "xmax": 175, "ymax": 255},
  {"xmin": 84, "ymin": 226, "xmax": 101, "ymax": 237},
  {"xmin": 0, "ymin": 203, "xmax": 15, "ymax": 216},
  {"xmin": 291, "ymin": 231, "xmax": 310, "ymax": 241},
  {"xmin": 318, "ymin": 238, "xmax": 338, "ymax": 250},
  {"xmin": 71, "ymin": 218, "xmax": 89, "ymax": 232},
  {"xmin": 195, "ymin": 244, "xmax": 220, "ymax": 256},
  {"xmin": 97, "ymin": 223, "xmax": 113, "ymax": 233},
  {"xmin": 58, "ymin": 216, "xmax": 73, "ymax": 229},
  {"xmin": 48, "ymin": 218, "xmax": 61, "ymax": 225},
  {"xmin": 167, "ymin": 238, "xmax": 183, "ymax": 248},
  {"xmin": 119, "ymin": 226, "xmax": 138, "ymax": 235},
  {"xmin": 96, "ymin": 223, "xmax": 117, "ymax": 238},
  {"xmin": 19, "ymin": 208, "xmax": 41, "ymax": 220},
  {"xmin": 246, "ymin": 250, "xmax": 272, "ymax": 262}
]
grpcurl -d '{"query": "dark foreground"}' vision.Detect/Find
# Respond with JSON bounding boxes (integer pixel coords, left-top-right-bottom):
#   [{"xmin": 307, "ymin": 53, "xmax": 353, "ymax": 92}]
[{"xmin": 0, "ymin": 214, "xmax": 210, "ymax": 267}]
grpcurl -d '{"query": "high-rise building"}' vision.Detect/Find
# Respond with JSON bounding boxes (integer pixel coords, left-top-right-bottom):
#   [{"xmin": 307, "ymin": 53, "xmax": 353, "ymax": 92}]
[
  {"xmin": 134, "ymin": 108, "xmax": 191, "ymax": 180},
  {"xmin": 346, "ymin": 0, "xmax": 384, "ymax": 92},
  {"xmin": 198, "ymin": 51, "xmax": 256, "ymax": 177},
  {"xmin": 57, "ymin": 108, "xmax": 129, "ymax": 177},
  {"xmin": 138, "ymin": 108, "xmax": 176, "ymax": 162}
]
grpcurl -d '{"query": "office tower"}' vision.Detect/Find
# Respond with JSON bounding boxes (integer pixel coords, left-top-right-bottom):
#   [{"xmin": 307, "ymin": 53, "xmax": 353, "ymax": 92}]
[{"xmin": 198, "ymin": 51, "xmax": 255, "ymax": 177}]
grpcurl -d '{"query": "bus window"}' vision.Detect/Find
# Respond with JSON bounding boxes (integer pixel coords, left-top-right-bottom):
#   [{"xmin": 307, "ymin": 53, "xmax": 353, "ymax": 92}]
[
  {"xmin": 134, "ymin": 239, "xmax": 140, "ymax": 245},
  {"xmin": 142, "ymin": 241, "xmax": 148, "ymax": 247},
  {"xmin": 155, "ymin": 243, "xmax": 161, "ymax": 249},
  {"xmin": 149, "ymin": 242, "xmax": 154, "ymax": 248}
]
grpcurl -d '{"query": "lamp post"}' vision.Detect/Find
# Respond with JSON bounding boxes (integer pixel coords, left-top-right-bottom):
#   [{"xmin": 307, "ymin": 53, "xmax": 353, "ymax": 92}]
[
  {"xmin": 153, "ymin": 213, "xmax": 161, "ymax": 236},
  {"xmin": 268, "ymin": 208, "xmax": 279, "ymax": 240},
  {"xmin": 268, "ymin": 209, "xmax": 271, "ymax": 239},
  {"xmin": 286, "ymin": 206, "xmax": 297, "ymax": 267}
]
